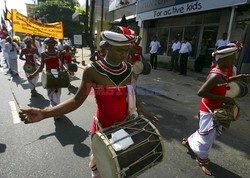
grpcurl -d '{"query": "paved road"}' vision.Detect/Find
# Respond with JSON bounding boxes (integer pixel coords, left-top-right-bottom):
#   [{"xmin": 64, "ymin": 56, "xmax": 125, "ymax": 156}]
[{"xmin": 0, "ymin": 53, "xmax": 249, "ymax": 178}]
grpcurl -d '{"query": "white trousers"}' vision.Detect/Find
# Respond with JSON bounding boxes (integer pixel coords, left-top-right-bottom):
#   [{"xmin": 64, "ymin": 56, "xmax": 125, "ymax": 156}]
[
  {"xmin": 188, "ymin": 111, "xmax": 221, "ymax": 159},
  {"xmin": 8, "ymin": 58, "xmax": 18, "ymax": 74},
  {"xmin": 47, "ymin": 88, "xmax": 61, "ymax": 106}
]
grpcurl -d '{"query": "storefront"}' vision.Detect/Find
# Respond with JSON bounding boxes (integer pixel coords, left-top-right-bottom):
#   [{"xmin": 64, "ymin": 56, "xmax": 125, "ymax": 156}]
[{"xmin": 137, "ymin": 0, "xmax": 249, "ymax": 71}]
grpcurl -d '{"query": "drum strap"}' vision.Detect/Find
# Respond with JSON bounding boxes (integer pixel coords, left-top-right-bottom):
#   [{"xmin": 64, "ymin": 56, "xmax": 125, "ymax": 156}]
[{"xmin": 94, "ymin": 116, "xmax": 103, "ymax": 131}]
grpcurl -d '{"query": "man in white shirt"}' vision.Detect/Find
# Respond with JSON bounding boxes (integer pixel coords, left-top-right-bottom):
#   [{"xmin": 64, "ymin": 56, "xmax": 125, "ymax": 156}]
[
  {"xmin": 57, "ymin": 39, "xmax": 64, "ymax": 52},
  {"xmin": 169, "ymin": 36, "xmax": 181, "ymax": 71},
  {"xmin": 215, "ymin": 32, "xmax": 229, "ymax": 49},
  {"xmin": 149, "ymin": 36, "xmax": 161, "ymax": 69},
  {"xmin": 179, "ymin": 37, "xmax": 192, "ymax": 76},
  {"xmin": 4, "ymin": 36, "xmax": 19, "ymax": 76}
]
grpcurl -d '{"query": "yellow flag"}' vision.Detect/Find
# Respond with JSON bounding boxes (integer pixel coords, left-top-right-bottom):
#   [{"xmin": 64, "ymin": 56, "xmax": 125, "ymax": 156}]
[
  {"xmin": 6, "ymin": 10, "xmax": 12, "ymax": 21},
  {"xmin": 12, "ymin": 9, "xmax": 64, "ymax": 39}
]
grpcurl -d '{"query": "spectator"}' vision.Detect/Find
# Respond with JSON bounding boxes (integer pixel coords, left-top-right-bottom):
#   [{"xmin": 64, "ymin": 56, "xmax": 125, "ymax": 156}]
[
  {"xmin": 179, "ymin": 37, "xmax": 192, "ymax": 76},
  {"xmin": 169, "ymin": 36, "xmax": 181, "ymax": 71},
  {"xmin": 215, "ymin": 32, "xmax": 229, "ymax": 49},
  {"xmin": 149, "ymin": 36, "xmax": 161, "ymax": 70}
]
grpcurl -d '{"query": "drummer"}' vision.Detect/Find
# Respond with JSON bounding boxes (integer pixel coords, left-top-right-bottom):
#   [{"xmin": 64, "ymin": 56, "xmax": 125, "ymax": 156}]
[
  {"xmin": 129, "ymin": 36, "xmax": 142, "ymax": 83},
  {"xmin": 27, "ymin": 37, "xmax": 64, "ymax": 119},
  {"xmin": 19, "ymin": 26, "xmax": 158, "ymax": 177},
  {"xmin": 182, "ymin": 42, "xmax": 250, "ymax": 176},
  {"xmin": 20, "ymin": 36, "xmax": 40, "ymax": 96},
  {"xmin": 62, "ymin": 44, "xmax": 74, "ymax": 80}
]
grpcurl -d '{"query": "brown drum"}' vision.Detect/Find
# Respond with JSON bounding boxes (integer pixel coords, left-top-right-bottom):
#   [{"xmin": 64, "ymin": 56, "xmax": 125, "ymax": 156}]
[
  {"xmin": 23, "ymin": 63, "xmax": 38, "ymax": 74},
  {"xmin": 91, "ymin": 115, "xmax": 165, "ymax": 178},
  {"xmin": 41, "ymin": 71, "xmax": 70, "ymax": 89}
]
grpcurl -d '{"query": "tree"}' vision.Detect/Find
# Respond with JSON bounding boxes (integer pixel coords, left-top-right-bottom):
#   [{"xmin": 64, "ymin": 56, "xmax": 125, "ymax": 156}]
[{"xmin": 35, "ymin": 0, "xmax": 83, "ymax": 39}]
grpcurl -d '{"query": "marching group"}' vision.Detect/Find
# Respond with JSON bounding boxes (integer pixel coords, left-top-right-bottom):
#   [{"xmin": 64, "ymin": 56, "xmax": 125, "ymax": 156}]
[
  {"xmin": 0, "ymin": 25, "xmax": 249, "ymax": 177},
  {"xmin": 0, "ymin": 34, "xmax": 75, "ymax": 115}
]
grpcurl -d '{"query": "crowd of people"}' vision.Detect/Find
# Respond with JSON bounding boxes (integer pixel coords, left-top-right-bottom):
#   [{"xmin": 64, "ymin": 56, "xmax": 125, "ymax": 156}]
[
  {"xmin": 0, "ymin": 34, "xmax": 75, "ymax": 110},
  {"xmin": 1, "ymin": 26, "xmax": 249, "ymax": 178}
]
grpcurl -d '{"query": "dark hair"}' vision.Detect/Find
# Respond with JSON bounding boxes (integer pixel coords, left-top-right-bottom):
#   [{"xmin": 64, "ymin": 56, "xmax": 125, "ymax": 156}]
[{"xmin": 223, "ymin": 32, "xmax": 228, "ymax": 36}]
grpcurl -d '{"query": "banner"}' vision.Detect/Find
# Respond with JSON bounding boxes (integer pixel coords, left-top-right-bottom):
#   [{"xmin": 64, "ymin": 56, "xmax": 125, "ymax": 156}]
[{"xmin": 12, "ymin": 9, "xmax": 63, "ymax": 39}]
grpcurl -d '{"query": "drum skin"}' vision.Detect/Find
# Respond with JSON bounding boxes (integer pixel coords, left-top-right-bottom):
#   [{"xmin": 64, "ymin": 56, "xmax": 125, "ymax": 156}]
[
  {"xmin": 23, "ymin": 63, "xmax": 37, "ymax": 74},
  {"xmin": 91, "ymin": 116, "xmax": 165, "ymax": 178},
  {"xmin": 133, "ymin": 61, "xmax": 143, "ymax": 75},
  {"xmin": 41, "ymin": 71, "xmax": 70, "ymax": 89},
  {"xmin": 133, "ymin": 61, "xmax": 152, "ymax": 75},
  {"xmin": 226, "ymin": 81, "xmax": 248, "ymax": 98}
]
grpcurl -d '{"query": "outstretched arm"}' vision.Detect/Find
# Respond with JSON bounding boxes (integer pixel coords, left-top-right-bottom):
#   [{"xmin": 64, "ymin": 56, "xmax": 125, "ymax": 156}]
[{"xmin": 20, "ymin": 66, "xmax": 94, "ymax": 124}]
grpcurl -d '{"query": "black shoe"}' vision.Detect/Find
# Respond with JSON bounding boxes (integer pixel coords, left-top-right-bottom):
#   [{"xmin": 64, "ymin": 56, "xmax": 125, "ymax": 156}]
[{"xmin": 179, "ymin": 73, "xmax": 183, "ymax": 75}]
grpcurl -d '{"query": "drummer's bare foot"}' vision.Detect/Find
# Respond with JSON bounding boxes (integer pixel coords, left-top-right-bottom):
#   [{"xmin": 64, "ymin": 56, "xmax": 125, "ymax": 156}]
[
  {"xmin": 182, "ymin": 138, "xmax": 193, "ymax": 153},
  {"xmin": 196, "ymin": 157, "xmax": 214, "ymax": 176}
]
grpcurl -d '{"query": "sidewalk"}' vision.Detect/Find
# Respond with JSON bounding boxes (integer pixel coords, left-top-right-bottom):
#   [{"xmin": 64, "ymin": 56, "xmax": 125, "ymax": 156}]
[{"xmin": 75, "ymin": 48, "xmax": 250, "ymax": 120}]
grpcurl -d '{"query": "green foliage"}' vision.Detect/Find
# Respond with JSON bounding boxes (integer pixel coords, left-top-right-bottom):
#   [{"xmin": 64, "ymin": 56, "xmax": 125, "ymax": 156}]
[
  {"xmin": 35, "ymin": 0, "xmax": 83, "ymax": 38},
  {"xmin": 75, "ymin": 5, "xmax": 86, "ymax": 15}
]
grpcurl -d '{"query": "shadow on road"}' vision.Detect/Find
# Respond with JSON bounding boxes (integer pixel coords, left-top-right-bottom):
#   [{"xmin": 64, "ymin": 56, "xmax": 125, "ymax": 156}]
[
  {"xmin": 67, "ymin": 85, "xmax": 79, "ymax": 95},
  {"xmin": 209, "ymin": 162, "xmax": 242, "ymax": 178},
  {"xmin": 0, "ymin": 143, "xmax": 6, "ymax": 153},
  {"xmin": 28, "ymin": 93, "xmax": 50, "ymax": 108},
  {"xmin": 38, "ymin": 115, "xmax": 90, "ymax": 158}
]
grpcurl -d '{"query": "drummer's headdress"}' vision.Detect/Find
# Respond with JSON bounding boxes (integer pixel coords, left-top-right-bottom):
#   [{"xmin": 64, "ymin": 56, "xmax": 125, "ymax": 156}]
[
  {"xmin": 44, "ymin": 37, "xmax": 57, "ymax": 44},
  {"xmin": 23, "ymin": 36, "xmax": 32, "ymax": 43},
  {"xmin": 101, "ymin": 26, "xmax": 136, "ymax": 46},
  {"xmin": 212, "ymin": 41, "xmax": 242, "ymax": 61}
]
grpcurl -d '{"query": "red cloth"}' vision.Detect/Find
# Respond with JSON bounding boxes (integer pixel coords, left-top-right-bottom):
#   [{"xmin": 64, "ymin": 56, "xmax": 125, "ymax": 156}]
[
  {"xmin": 91, "ymin": 86, "xmax": 128, "ymax": 134},
  {"xmin": 44, "ymin": 52, "xmax": 60, "ymax": 71},
  {"xmin": 23, "ymin": 47, "xmax": 36, "ymax": 64},
  {"xmin": 200, "ymin": 68, "xmax": 228, "ymax": 112},
  {"xmin": 210, "ymin": 64, "xmax": 233, "ymax": 77},
  {"xmin": 130, "ymin": 46, "xmax": 142, "ymax": 64},
  {"xmin": 64, "ymin": 51, "xmax": 72, "ymax": 64}
]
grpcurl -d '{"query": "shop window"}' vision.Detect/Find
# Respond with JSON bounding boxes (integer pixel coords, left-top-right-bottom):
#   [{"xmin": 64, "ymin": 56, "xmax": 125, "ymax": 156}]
[
  {"xmin": 157, "ymin": 28, "xmax": 169, "ymax": 55},
  {"xmin": 184, "ymin": 26, "xmax": 201, "ymax": 58},
  {"xmin": 200, "ymin": 26, "xmax": 219, "ymax": 67},
  {"xmin": 145, "ymin": 28, "xmax": 156, "ymax": 53}
]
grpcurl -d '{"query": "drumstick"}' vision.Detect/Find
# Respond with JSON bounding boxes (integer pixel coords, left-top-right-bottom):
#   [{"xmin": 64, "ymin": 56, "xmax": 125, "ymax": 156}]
[{"xmin": 9, "ymin": 77, "xmax": 22, "ymax": 109}]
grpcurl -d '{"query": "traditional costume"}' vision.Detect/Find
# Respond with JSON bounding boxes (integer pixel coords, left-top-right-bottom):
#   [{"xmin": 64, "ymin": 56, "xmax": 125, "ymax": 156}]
[
  {"xmin": 63, "ymin": 49, "xmax": 75, "ymax": 80},
  {"xmin": 184, "ymin": 42, "xmax": 241, "ymax": 167},
  {"xmin": 22, "ymin": 37, "xmax": 39, "ymax": 95},
  {"xmin": 43, "ymin": 49, "xmax": 62, "ymax": 107},
  {"xmin": 89, "ymin": 26, "xmax": 136, "ymax": 178}
]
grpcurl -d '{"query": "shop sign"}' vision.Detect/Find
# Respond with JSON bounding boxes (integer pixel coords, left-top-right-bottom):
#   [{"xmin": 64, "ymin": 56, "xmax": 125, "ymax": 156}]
[
  {"xmin": 109, "ymin": 0, "xmax": 137, "ymax": 11},
  {"xmin": 137, "ymin": 0, "xmax": 249, "ymax": 21}
]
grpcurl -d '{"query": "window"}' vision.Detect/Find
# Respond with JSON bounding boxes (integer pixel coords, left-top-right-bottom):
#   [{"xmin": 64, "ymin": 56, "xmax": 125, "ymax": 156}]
[
  {"xmin": 157, "ymin": 28, "xmax": 169, "ymax": 55},
  {"xmin": 184, "ymin": 26, "xmax": 201, "ymax": 58}
]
